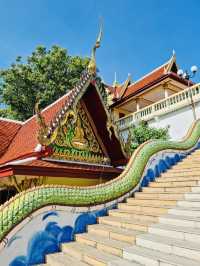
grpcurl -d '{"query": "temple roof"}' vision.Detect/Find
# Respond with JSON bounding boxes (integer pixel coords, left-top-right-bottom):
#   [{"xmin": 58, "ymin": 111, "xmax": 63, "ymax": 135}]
[
  {"xmin": 0, "ymin": 159, "xmax": 122, "ymax": 180},
  {"xmin": 0, "ymin": 71, "xmax": 126, "ymax": 168},
  {"xmin": 0, "ymin": 118, "xmax": 22, "ymax": 158},
  {"xmin": 110, "ymin": 54, "xmax": 193, "ymax": 106},
  {"xmin": 0, "ymin": 91, "xmax": 73, "ymax": 165}
]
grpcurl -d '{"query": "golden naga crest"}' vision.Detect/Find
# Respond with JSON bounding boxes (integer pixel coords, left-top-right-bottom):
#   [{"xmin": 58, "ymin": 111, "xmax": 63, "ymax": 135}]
[
  {"xmin": 35, "ymin": 101, "xmax": 50, "ymax": 146},
  {"xmin": 87, "ymin": 20, "xmax": 103, "ymax": 75}
]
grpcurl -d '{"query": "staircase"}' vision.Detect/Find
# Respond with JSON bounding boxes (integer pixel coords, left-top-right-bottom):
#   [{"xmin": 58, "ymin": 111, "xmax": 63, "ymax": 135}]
[{"xmin": 44, "ymin": 149, "xmax": 200, "ymax": 266}]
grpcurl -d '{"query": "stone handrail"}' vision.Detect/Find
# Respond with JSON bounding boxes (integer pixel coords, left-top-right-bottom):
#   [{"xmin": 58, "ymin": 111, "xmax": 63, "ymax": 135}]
[
  {"xmin": 116, "ymin": 83, "xmax": 200, "ymax": 130},
  {"xmin": 0, "ymin": 120, "xmax": 200, "ymax": 241}
]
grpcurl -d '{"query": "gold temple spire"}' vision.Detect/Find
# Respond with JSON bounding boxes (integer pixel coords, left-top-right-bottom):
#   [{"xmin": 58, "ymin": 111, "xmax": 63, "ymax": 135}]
[
  {"xmin": 113, "ymin": 72, "xmax": 118, "ymax": 87},
  {"xmin": 88, "ymin": 19, "xmax": 103, "ymax": 75}
]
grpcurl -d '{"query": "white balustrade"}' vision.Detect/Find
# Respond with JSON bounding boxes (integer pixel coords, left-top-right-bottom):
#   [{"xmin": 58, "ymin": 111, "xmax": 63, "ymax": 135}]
[{"xmin": 116, "ymin": 83, "xmax": 200, "ymax": 131}]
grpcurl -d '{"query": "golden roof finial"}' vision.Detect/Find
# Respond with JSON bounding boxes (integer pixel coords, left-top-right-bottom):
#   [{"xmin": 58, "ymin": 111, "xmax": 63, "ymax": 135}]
[
  {"xmin": 113, "ymin": 72, "xmax": 118, "ymax": 87},
  {"xmin": 35, "ymin": 99, "xmax": 49, "ymax": 145},
  {"xmin": 88, "ymin": 19, "xmax": 103, "ymax": 75}
]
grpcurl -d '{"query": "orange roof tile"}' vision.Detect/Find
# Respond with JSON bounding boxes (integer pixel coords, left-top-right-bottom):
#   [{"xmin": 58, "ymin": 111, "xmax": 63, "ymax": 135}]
[
  {"xmin": 0, "ymin": 90, "xmax": 73, "ymax": 165},
  {"xmin": 0, "ymin": 118, "xmax": 22, "ymax": 157},
  {"xmin": 111, "ymin": 56, "xmax": 192, "ymax": 107},
  {"xmin": 122, "ymin": 64, "xmax": 166, "ymax": 98},
  {"xmin": 0, "ymin": 70, "xmax": 126, "ymax": 166}
]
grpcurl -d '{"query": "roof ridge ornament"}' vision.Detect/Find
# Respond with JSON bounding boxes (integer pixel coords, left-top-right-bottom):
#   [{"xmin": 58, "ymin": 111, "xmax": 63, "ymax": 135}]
[
  {"xmin": 118, "ymin": 73, "xmax": 132, "ymax": 99},
  {"xmin": 113, "ymin": 72, "xmax": 117, "ymax": 87},
  {"xmin": 164, "ymin": 49, "xmax": 177, "ymax": 74},
  {"xmin": 88, "ymin": 19, "xmax": 103, "ymax": 75},
  {"xmin": 35, "ymin": 100, "xmax": 49, "ymax": 145}
]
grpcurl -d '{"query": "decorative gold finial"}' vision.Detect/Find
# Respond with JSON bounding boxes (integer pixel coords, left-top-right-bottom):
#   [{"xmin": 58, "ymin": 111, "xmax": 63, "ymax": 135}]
[
  {"xmin": 88, "ymin": 19, "xmax": 103, "ymax": 75},
  {"xmin": 113, "ymin": 72, "xmax": 118, "ymax": 87},
  {"xmin": 35, "ymin": 99, "xmax": 49, "ymax": 145}
]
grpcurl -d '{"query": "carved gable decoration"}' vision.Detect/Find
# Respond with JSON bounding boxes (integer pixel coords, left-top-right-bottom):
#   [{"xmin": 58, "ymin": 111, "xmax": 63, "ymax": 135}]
[{"xmin": 50, "ymin": 103, "xmax": 109, "ymax": 165}]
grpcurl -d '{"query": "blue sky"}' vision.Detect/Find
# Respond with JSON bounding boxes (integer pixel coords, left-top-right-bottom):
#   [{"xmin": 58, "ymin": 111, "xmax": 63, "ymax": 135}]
[{"xmin": 0, "ymin": 0, "xmax": 200, "ymax": 84}]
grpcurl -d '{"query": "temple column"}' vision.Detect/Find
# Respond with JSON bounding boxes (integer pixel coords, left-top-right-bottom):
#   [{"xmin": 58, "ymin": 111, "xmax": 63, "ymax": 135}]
[
  {"xmin": 163, "ymin": 84, "xmax": 169, "ymax": 98},
  {"xmin": 136, "ymin": 98, "xmax": 140, "ymax": 111}
]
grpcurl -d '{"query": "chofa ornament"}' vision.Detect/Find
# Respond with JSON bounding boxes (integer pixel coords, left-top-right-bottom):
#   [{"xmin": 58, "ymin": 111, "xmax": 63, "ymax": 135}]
[{"xmin": 87, "ymin": 20, "xmax": 103, "ymax": 75}]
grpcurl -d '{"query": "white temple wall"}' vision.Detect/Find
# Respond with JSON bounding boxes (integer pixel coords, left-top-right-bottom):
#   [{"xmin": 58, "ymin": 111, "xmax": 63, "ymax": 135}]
[{"xmin": 148, "ymin": 101, "xmax": 200, "ymax": 140}]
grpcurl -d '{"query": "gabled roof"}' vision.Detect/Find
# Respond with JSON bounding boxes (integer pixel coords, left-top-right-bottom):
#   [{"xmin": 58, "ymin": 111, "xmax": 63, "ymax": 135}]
[
  {"xmin": 110, "ymin": 53, "xmax": 192, "ymax": 106},
  {"xmin": 0, "ymin": 118, "xmax": 22, "ymax": 157},
  {"xmin": 0, "ymin": 90, "xmax": 73, "ymax": 165},
  {"xmin": 0, "ymin": 71, "xmax": 126, "ymax": 166},
  {"xmin": 122, "ymin": 63, "xmax": 168, "ymax": 98}
]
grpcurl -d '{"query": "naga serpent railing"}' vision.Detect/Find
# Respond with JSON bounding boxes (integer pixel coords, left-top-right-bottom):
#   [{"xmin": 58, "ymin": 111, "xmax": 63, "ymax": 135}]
[{"xmin": 0, "ymin": 119, "xmax": 200, "ymax": 241}]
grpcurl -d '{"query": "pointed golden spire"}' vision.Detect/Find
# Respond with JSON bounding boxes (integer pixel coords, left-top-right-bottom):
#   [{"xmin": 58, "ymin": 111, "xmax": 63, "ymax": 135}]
[
  {"xmin": 88, "ymin": 19, "xmax": 103, "ymax": 75},
  {"xmin": 113, "ymin": 72, "xmax": 118, "ymax": 87}
]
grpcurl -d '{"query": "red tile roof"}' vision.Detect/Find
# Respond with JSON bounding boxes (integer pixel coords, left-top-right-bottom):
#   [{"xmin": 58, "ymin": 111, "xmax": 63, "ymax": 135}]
[
  {"xmin": 0, "ymin": 118, "xmax": 22, "ymax": 157},
  {"xmin": 0, "ymin": 70, "xmax": 126, "ymax": 167},
  {"xmin": 122, "ymin": 65, "xmax": 166, "ymax": 98},
  {"xmin": 110, "ymin": 58, "xmax": 192, "ymax": 107},
  {"xmin": 0, "ymin": 90, "xmax": 73, "ymax": 165}
]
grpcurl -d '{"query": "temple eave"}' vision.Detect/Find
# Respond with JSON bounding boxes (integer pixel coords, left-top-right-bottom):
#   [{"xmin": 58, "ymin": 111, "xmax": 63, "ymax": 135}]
[{"xmin": 0, "ymin": 160, "xmax": 122, "ymax": 180}]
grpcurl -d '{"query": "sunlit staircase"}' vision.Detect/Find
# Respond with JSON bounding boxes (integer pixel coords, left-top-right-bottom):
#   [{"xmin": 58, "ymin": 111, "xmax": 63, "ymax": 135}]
[{"xmin": 44, "ymin": 149, "xmax": 200, "ymax": 266}]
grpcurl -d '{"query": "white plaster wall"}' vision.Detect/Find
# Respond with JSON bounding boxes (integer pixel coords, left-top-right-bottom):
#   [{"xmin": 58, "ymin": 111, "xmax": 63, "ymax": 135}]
[
  {"xmin": 148, "ymin": 101, "xmax": 200, "ymax": 140},
  {"xmin": 120, "ymin": 101, "xmax": 200, "ymax": 141},
  {"xmin": 0, "ymin": 207, "xmax": 80, "ymax": 266}
]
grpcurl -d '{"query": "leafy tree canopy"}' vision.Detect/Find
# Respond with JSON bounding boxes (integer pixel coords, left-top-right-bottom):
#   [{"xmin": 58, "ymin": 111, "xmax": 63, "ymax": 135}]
[
  {"xmin": 124, "ymin": 121, "xmax": 170, "ymax": 155},
  {"xmin": 0, "ymin": 45, "xmax": 89, "ymax": 121}
]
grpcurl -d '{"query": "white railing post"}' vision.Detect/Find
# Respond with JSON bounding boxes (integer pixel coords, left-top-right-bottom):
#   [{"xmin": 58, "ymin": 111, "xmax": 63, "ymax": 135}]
[{"xmin": 116, "ymin": 83, "xmax": 200, "ymax": 131}]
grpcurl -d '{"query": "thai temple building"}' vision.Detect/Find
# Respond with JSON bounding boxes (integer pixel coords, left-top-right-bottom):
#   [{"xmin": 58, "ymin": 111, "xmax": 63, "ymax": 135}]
[{"xmin": 1, "ymin": 27, "xmax": 200, "ymax": 266}]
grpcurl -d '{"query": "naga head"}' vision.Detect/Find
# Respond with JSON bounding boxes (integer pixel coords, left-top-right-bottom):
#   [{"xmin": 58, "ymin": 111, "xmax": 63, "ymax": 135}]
[{"xmin": 88, "ymin": 19, "xmax": 103, "ymax": 75}]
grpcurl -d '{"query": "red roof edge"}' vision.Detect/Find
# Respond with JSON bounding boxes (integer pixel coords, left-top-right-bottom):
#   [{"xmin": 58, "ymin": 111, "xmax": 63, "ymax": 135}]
[{"xmin": 110, "ymin": 72, "xmax": 193, "ymax": 107}]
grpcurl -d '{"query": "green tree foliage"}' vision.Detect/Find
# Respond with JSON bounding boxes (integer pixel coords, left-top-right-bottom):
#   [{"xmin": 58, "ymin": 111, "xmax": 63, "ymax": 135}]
[
  {"xmin": 125, "ymin": 121, "xmax": 170, "ymax": 155},
  {"xmin": 0, "ymin": 46, "xmax": 89, "ymax": 121},
  {"xmin": 0, "ymin": 108, "xmax": 17, "ymax": 119}
]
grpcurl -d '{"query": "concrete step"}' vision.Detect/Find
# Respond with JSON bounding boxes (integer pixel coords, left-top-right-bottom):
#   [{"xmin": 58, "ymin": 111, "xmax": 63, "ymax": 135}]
[
  {"xmin": 149, "ymin": 223, "xmax": 200, "ymax": 243},
  {"xmin": 142, "ymin": 186, "xmax": 191, "ymax": 193},
  {"xmin": 159, "ymin": 214, "xmax": 200, "ymax": 228},
  {"xmin": 175, "ymin": 162, "xmax": 200, "ymax": 167},
  {"xmin": 191, "ymin": 186, "xmax": 200, "ymax": 192},
  {"xmin": 87, "ymin": 224, "xmax": 141, "ymax": 244},
  {"xmin": 46, "ymin": 252, "xmax": 88, "ymax": 266},
  {"xmin": 185, "ymin": 192, "xmax": 200, "ymax": 200},
  {"xmin": 161, "ymin": 171, "xmax": 200, "ymax": 177},
  {"xmin": 134, "ymin": 192, "xmax": 184, "ymax": 200},
  {"xmin": 98, "ymin": 216, "xmax": 152, "ymax": 232},
  {"xmin": 149, "ymin": 180, "xmax": 199, "ymax": 187},
  {"xmin": 118, "ymin": 203, "xmax": 169, "ymax": 215},
  {"xmin": 127, "ymin": 198, "xmax": 177, "ymax": 207},
  {"xmin": 75, "ymin": 233, "xmax": 131, "ymax": 257},
  {"xmin": 35, "ymin": 264, "xmax": 51, "ymax": 266},
  {"xmin": 108, "ymin": 209, "xmax": 159, "ymax": 222},
  {"xmin": 168, "ymin": 206, "xmax": 200, "ymax": 217},
  {"xmin": 172, "ymin": 166, "xmax": 200, "ymax": 172},
  {"xmin": 177, "ymin": 199, "xmax": 200, "ymax": 208},
  {"xmin": 62, "ymin": 242, "xmax": 141, "ymax": 266},
  {"xmin": 168, "ymin": 167, "xmax": 200, "ymax": 172},
  {"xmin": 180, "ymin": 158, "xmax": 199, "ymax": 163},
  {"xmin": 136, "ymin": 233, "xmax": 200, "ymax": 261},
  {"xmin": 124, "ymin": 245, "xmax": 200, "ymax": 266},
  {"xmin": 157, "ymin": 176, "xmax": 200, "ymax": 182},
  {"xmin": 182, "ymin": 158, "xmax": 200, "ymax": 162}
]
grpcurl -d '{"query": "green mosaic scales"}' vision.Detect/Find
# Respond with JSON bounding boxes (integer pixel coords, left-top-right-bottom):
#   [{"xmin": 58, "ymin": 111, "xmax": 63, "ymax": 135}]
[{"xmin": 0, "ymin": 119, "xmax": 200, "ymax": 241}]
